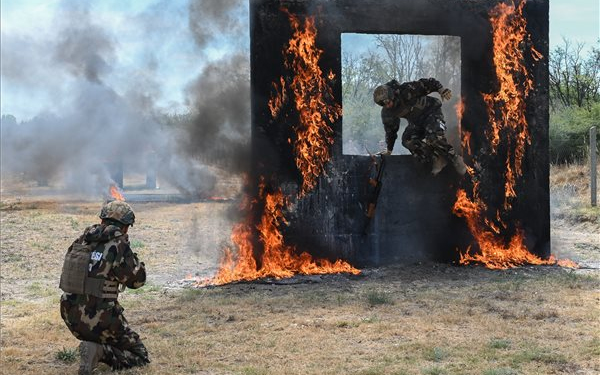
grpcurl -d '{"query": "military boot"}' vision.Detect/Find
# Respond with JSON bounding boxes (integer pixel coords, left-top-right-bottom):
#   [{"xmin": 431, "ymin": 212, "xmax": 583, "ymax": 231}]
[
  {"xmin": 79, "ymin": 341, "xmax": 103, "ymax": 375},
  {"xmin": 431, "ymin": 155, "xmax": 448, "ymax": 175},
  {"xmin": 452, "ymin": 155, "xmax": 467, "ymax": 175}
]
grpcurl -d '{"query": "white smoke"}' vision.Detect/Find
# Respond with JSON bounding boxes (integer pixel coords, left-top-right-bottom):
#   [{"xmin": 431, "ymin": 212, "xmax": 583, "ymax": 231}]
[{"xmin": 1, "ymin": 0, "xmax": 251, "ymax": 197}]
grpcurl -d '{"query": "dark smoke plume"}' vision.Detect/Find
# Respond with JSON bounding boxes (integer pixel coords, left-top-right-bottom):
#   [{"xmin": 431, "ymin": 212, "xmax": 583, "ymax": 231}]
[
  {"xmin": 1, "ymin": 0, "xmax": 251, "ymax": 197},
  {"xmin": 183, "ymin": 53, "xmax": 251, "ymax": 173},
  {"xmin": 183, "ymin": 0, "xmax": 251, "ymax": 174},
  {"xmin": 54, "ymin": 2, "xmax": 115, "ymax": 84},
  {"xmin": 188, "ymin": 0, "xmax": 247, "ymax": 50}
]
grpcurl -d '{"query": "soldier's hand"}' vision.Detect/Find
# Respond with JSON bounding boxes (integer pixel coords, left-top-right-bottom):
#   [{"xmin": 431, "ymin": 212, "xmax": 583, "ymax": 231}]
[
  {"xmin": 438, "ymin": 88, "xmax": 452, "ymax": 101},
  {"xmin": 376, "ymin": 149, "xmax": 392, "ymax": 156}
]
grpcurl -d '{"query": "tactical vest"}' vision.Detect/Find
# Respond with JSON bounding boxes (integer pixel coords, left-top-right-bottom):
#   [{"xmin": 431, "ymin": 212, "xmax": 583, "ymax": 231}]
[{"xmin": 59, "ymin": 242, "xmax": 120, "ymax": 299}]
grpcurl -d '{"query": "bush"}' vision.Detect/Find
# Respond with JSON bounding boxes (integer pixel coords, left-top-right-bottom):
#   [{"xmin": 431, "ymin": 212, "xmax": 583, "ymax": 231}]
[
  {"xmin": 55, "ymin": 347, "xmax": 78, "ymax": 363},
  {"xmin": 549, "ymin": 103, "xmax": 600, "ymax": 163}
]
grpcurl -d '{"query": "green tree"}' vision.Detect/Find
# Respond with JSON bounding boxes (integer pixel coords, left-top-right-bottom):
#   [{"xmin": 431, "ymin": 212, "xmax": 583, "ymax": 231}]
[
  {"xmin": 550, "ymin": 102, "xmax": 600, "ymax": 163},
  {"xmin": 549, "ymin": 39, "xmax": 600, "ymax": 109},
  {"xmin": 548, "ymin": 39, "xmax": 600, "ymax": 163}
]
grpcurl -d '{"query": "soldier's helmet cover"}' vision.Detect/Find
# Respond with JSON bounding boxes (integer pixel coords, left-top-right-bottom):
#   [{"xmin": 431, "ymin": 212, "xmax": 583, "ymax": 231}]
[
  {"xmin": 373, "ymin": 84, "xmax": 393, "ymax": 106},
  {"xmin": 99, "ymin": 200, "xmax": 135, "ymax": 226}
]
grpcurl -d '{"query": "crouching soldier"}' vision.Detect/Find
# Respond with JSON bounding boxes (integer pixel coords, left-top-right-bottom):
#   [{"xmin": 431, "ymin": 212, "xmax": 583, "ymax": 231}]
[
  {"xmin": 373, "ymin": 78, "xmax": 467, "ymax": 175},
  {"xmin": 59, "ymin": 200, "xmax": 150, "ymax": 374}
]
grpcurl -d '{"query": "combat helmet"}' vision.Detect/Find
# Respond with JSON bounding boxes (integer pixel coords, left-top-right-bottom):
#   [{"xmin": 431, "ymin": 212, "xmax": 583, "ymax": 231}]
[
  {"xmin": 99, "ymin": 200, "xmax": 135, "ymax": 226},
  {"xmin": 373, "ymin": 84, "xmax": 393, "ymax": 106}
]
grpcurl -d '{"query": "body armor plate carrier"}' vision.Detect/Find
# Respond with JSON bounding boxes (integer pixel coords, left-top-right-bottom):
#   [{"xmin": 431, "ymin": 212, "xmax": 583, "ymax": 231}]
[{"xmin": 59, "ymin": 243, "xmax": 120, "ymax": 299}]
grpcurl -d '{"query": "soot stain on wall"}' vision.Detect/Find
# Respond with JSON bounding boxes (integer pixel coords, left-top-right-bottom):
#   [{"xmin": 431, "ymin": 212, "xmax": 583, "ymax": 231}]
[{"xmin": 250, "ymin": 0, "xmax": 549, "ymax": 266}]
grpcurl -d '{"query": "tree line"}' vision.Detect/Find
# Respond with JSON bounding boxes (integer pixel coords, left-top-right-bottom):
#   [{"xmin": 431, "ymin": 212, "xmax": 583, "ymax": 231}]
[
  {"xmin": 341, "ymin": 34, "xmax": 599, "ymax": 162},
  {"xmin": 549, "ymin": 39, "xmax": 600, "ymax": 163}
]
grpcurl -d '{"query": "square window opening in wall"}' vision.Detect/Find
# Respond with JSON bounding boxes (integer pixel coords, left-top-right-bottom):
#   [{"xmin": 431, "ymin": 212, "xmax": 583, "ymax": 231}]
[{"xmin": 341, "ymin": 33, "xmax": 462, "ymax": 156}]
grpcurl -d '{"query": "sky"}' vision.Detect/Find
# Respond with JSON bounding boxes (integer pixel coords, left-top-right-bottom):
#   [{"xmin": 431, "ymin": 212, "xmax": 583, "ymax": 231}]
[
  {"xmin": 0, "ymin": 0, "xmax": 598, "ymax": 121},
  {"xmin": 549, "ymin": 0, "xmax": 599, "ymax": 50},
  {"xmin": 0, "ymin": 0, "xmax": 248, "ymax": 120}
]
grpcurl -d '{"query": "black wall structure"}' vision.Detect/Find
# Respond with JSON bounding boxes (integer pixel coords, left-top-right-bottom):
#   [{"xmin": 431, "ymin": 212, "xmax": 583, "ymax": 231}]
[{"xmin": 250, "ymin": 0, "xmax": 550, "ymax": 266}]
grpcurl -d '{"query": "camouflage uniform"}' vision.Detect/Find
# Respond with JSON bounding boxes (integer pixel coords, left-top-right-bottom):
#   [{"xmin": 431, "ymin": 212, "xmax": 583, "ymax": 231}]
[
  {"xmin": 379, "ymin": 78, "xmax": 457, "ymax": 163},
  {"xmin": 60, "ymin": 223, "xmax": 150, "ymax": 370}
]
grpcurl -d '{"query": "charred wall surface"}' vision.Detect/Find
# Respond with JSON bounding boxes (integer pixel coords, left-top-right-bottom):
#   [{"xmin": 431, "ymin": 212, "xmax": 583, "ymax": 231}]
[{"xmin": 250, "ymin": 0, "xmax": 549, "ymax": 266}]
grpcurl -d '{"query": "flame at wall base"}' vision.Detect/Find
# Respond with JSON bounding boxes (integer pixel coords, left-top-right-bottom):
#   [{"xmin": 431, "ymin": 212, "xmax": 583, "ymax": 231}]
[
  {"xmin": 203, "ymin": 183, "xmax": 360, "ymax": 287},
  {"xmin": 452, "ymin": 0, "xmax": 572, "ymax": 270},
  {"xmin": 202, "ymin": 9, "xmax": 358, "ymax": 287}
]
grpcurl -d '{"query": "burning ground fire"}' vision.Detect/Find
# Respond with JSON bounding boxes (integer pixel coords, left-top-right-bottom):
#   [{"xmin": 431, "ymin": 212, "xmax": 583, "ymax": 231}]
[
  {"xmin": 109, "ymin": 184, "xmax": 125, "ymax": 201},
  {"xmin": 209, "ymin": 179, "xmax": 360, "ymax": 285},
  {"xmin": 453, "ymin": 0, "xmax": 577, "ymax": 270},
  {"xmin": 202, "ymin": 10, "xmax": 358, "ymax": 286}
]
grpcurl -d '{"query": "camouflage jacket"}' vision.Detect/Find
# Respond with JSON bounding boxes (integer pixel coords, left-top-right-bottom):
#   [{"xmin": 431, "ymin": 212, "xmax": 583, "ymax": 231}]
[
  {"xmin": 67, "ymin": 224, "xmax": 146, "ymax": 296},
  {"xmin": 380, "ymin": 78, "xmax": 444, "ymax": 151}
]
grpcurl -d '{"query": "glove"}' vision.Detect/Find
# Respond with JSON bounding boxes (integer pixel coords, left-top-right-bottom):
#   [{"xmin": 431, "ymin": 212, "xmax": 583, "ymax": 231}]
[
  {"xmin": 376, "ymin": 149, "xmax": 391, "ymax": 156},
  {"xmin": 438, "ymin": 88, "xmax": 452, "ymax": 101}
]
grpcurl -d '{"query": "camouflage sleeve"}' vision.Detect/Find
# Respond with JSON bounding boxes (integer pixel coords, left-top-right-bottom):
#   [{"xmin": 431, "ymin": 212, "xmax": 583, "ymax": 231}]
[
  {"xmin": 381, "ymin": 108, "xmax": 400, "ymax": 151},
  {"xmin": 110, "ymin": 237, "xmax": 147, "ymax": 289},
  {"xmin": 400, "ymin": 78, "xmax": 443, "ymax": 98}
]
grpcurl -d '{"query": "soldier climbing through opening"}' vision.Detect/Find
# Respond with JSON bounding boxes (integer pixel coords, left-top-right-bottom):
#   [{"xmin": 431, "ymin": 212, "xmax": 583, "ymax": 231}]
[
  {"xmin": 373, "ymin": 78, "xmax": 467, "ymax": 175},
  {"xmin": 59, "ymin": 200, "xmax": 150, "ymax": 375}
]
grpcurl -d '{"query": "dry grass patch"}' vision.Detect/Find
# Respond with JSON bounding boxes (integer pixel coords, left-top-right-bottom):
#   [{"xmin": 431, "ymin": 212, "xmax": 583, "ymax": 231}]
[
  {"xmin": 550, "ymin": 163, "xmax": 600, "ymax": 224},
  {"xmin": 1, "ymin": 178, "xmax": 599, "ymax": 375},
  {"xmin": 2, "ymin": 267, "xmax": 599, "ymax": 375}
]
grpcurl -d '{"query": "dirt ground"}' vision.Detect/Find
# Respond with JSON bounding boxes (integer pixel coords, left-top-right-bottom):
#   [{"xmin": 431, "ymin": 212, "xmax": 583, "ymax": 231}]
[{"xmin": 1, "ymin": 166, "xmax": 598, "ymax": 375}]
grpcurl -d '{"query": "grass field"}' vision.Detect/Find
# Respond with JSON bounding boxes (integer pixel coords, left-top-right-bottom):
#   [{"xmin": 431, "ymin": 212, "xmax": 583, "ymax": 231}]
[{"xmin": 1, "ymin": 165, "xmax": 598, "ymax": 375}]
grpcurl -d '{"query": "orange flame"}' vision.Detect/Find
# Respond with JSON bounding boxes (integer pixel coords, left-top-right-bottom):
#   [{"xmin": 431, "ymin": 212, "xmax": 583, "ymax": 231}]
[
  {"xmin": 207, "ymin": 11, "xmax": 358, "ymax": 285},
  {"xmin": 462, "ymin": 131, "xmax": 472, "ymax": 157},
  {"xmin": 208, "ymin": 180, "xmax": 360, "ymax": 286},
  {"xmin": 482, "ymin": 0, "xmax": 537, "ymax": 209},
  {"xmin": 456, "ymin": 97, "xmax": 472, "ymax": 156},
  {"xmin": 268, "ymin": 76, "xmax": 287, "ymax": 118},
  {"xmin": 271, "ymin": 10, "xmax": 342, "ymax": 196},
  {"xmin": 109, "ymin": 185, "xmax": 124, "ymax": 201},
  {"xmin": 454, "ymin": 98, "xmax": 472, "ymax": 155},
  {"xmin": 454, "ymin": 190, "xmax": 554, "ymax": 269},
  {"xmin": 455, "ymin": 97, "xmax": 465, "ymax": 131},
  {"xmin": 454, "ymin": 0, "xmax": 576, "ymax": 270},
  {"xmin": 553, "ymin": 257, "xmax": 579, "ymax": 269}
]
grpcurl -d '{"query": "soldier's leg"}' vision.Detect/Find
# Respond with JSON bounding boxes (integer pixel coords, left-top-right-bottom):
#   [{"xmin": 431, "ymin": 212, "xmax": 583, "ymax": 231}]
[
  {"xmin": 423, "ymin": 115, "xmax": 466, "ymax": 175},
  {"xmin": 401, "ymin": 123, "xmax": 431, "ymax": 163},
  {"xmin": 423, "ymin": 115, "xmax": 453, "ymax": 156},
  {"xmin": 102, "ymin": 314, "xmax": 150, "ymax": 370},
  {"xmin": 60, "ymin": 294, "xmax": 107, "ymax": 375},
  {"xmin": 97, "ymin": 304, "xmax": 150, "ymax": 370},
  {"xmin": 60, "ymin": 295, "xmax": 149, "ymax": 371}
]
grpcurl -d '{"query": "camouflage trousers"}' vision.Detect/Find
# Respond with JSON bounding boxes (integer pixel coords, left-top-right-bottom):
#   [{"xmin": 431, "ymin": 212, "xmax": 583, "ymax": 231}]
[
  {"xmin": 60, "ymin": 293, "xmax": 150, "ymax": 370},
  {"xmin": 401, "ymin": 111, "xmax": 456, "ymax": 164}
]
